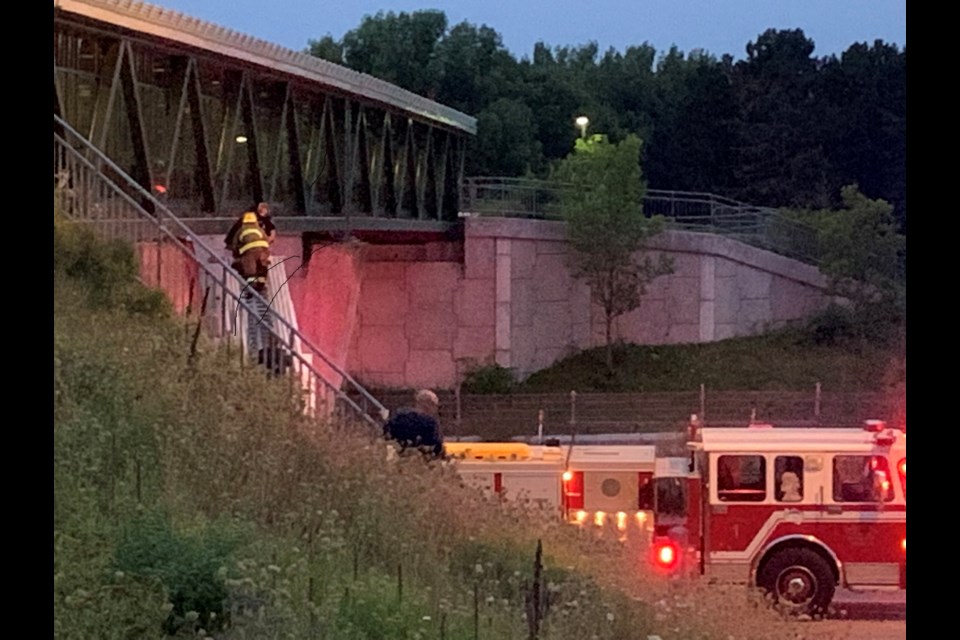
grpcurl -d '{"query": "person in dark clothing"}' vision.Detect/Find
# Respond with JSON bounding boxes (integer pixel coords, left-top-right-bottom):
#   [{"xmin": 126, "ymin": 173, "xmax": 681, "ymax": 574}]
[{"xmin": 383, "ymin": 389, "xmax": 444, "ymax": 459}]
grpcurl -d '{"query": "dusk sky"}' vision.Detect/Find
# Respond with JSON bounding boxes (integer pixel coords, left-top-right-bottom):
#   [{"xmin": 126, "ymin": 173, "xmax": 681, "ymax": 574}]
[{"xmin": 153, "ymin": 0, "xmax": 905, "ymax": 62}]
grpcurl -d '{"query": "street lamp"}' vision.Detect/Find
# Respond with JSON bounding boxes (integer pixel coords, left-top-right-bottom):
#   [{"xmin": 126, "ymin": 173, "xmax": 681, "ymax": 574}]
[{"xmin": 575, "ymin": 115, "xmax": 589, "ymax": 139}]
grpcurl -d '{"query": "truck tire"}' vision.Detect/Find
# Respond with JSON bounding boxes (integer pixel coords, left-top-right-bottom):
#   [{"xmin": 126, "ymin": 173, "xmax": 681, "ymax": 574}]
[{"xmin": 756, "ymin": 547, "xmax": 836, "ymax": 617}]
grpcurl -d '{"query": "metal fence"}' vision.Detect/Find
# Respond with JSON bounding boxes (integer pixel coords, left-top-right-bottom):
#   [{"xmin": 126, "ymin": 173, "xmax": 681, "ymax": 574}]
[
  {"xmin": 460, "ymin": 177, "xmax": 822, "ymax": 265},
  {"xmin": 54, "ymin": 114, "xmax": 388, "ymax": 429},
  {"xmin": 363, "ymin": 386, "xmax": 901, "ymax": 442}
]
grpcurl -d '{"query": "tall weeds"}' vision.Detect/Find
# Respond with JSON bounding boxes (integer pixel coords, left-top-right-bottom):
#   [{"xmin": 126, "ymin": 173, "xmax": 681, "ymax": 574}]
[{"xmin": 54, "ymin": 221, "xmax": 856, "ymax": 639}]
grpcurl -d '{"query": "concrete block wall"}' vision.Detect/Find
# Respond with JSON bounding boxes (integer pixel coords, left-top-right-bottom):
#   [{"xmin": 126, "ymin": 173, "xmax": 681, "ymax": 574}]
[{"xmin": 266, "ymin": 218, "xmax": 831, "ymax": 390}]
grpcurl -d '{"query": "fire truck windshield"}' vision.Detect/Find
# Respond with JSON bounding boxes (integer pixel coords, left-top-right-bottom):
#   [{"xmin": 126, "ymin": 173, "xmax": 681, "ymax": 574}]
[{"xmin": 654, "ymin": 477, "xmax": 687, "ymax": 519}]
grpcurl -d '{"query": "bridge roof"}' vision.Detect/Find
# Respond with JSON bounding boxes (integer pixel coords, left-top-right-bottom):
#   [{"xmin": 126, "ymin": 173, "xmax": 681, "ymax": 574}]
[{"xmin": 54, "ymin": 0, "xmax": 478, "ymax": 135}]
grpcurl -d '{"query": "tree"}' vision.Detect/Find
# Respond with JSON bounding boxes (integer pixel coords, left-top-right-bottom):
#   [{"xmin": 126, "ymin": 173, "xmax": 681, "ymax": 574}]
[
  {"xmin": 337, "ymin": 10, "xmax": 448, "ymax": 98},
  {"xmin": 818, "ymin": 185, "xmax": 904, "ymax": 312},
  {"xmin": 787, "ymin": 185, "xmax": 905, "ymax": 343},
  {"xmin": 555, "ymin": 134, "xmax": 674, "ymax": 374},
  {"xmin": 645, "ymin": 47, "xmax": 739, "ymax": 193},
  {"xmin": 731, "ymin": 29, "xmax": 837, "ymax": 208},
  {"xmin": 819, "ymin": 41, "xmax": 906, "ymax": 232},
  {"xmin": 470, "ymin": 98, "xmax": 543, "ymax": 176},
  {"xmin": 306, "ymin": 34, "xmax": 344, "ymax": 64}
]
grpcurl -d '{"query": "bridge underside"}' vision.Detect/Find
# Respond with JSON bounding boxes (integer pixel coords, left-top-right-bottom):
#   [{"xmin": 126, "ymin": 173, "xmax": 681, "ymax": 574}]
[{"xmin": 54, "ymin": 5, "xmax": 471, "ymax": 236}]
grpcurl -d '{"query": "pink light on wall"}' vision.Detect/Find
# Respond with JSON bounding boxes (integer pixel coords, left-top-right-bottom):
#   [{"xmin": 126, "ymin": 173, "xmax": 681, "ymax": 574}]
[{"xmin": 295, "ymin": 244, "xmax": 365, "ymax": 390}]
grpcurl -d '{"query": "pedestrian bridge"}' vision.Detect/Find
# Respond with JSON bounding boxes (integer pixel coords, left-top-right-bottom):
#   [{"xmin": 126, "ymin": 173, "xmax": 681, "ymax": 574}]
[{"xmin": 55, "ymin": 0, "xmax": 474, "ymax": 240}]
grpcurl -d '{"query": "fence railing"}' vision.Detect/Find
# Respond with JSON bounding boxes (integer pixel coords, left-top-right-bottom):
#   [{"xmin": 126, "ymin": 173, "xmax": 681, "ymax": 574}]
[
  {"xmin": 362, "ymin": 386, "xmax": 902, "ymax": 442},
  {"xmin": 54, "ymin": 114, "xmax": 389, "ymax": 429},
  {"xmin": 460, "ymin": 177, "xmax": 822, "ymax": 265}
]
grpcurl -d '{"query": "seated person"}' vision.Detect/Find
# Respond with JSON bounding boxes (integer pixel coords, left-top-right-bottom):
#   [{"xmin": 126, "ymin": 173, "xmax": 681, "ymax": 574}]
[{"xmin": 779, "ymin": 471, "xmax": 802, "ymax": 502}]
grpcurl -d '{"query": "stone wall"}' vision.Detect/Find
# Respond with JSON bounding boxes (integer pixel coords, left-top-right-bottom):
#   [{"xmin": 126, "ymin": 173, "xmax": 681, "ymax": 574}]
[{"xmin": 281, "ymin": 218, "xmax": 830, "ymax": 389}]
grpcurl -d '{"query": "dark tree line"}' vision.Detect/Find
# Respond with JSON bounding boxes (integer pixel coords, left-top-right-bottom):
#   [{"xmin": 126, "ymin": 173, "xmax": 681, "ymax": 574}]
[{"xmin": 308, "ymin": 12, "xmax": 906, "ymax": 231}]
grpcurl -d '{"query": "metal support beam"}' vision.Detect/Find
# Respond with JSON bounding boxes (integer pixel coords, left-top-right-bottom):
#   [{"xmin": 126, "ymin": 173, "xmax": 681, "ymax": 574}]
[
  {"xmin": 239, "ymin": 75, "xmax": 264, "ymax": 205},
  {"xmin": 419, "ymin": 127, "xmax": 434, "ymax": 220},
  {"xmin": 424, "ymin": 128, "xmax": 438, "ymax": 220},
  {"xmin": 284, "ymin": 88, "xmax": 307, "ymax": 214},
  {"xmin": 355, "ymin": 107, "xmax": 373, "ymax": 214},
  {"xmin": 400, "ymin": 120, "xmax": 418, "ymax": 218},
  {"xmin": 118, "ymin": 40, "xmax": 154, "ymax": 204},
  {"xmin": 303, "ymin": 97, "xmax": 325, "ymax": 209},
  {"xmin": 185, "ymin": 58, "xmax": 217, "ymax": 212},
  {"xmin": 379, "ymin": 112, "xmax": 397, "ymax": 216},
  {"xmin": 89, "ymin": 39, "xmax": 121, "ymax": 150},
  {"xmin": 323, "ymin": 101, "xmax": 343, "ymax": 214},
  {"xmin": 165, "ymin": 56, "xmax": 191, "ymax": 190}
]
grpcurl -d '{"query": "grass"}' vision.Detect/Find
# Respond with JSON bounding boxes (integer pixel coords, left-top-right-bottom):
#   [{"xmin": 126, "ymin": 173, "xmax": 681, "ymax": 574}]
[
  {"xmin": 517, "ymin": 329, "xmax": 902, "ymax": 393},
  {"xmin": 53, "ymin": 220, "xmax": 865, "ymax": 639}
]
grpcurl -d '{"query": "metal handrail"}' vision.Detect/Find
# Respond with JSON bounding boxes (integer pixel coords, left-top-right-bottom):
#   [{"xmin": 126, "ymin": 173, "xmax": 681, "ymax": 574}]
[
  {"xmin": 54, "ymin": 113, "xmax": 389, "ymax": 428},
  {"xmin": 460, "ymin": 177, "xmax": 822, "ymax": 265}
]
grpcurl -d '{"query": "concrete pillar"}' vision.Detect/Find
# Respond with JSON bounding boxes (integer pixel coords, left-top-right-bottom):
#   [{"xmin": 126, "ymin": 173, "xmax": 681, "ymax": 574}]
[
  {"xmin": 700, "ymin": 255, "xmax": 716, "ymax": 342},
  {"xmin": 495, "ymin": 238, "xmax": 512, "ymax": 368}
]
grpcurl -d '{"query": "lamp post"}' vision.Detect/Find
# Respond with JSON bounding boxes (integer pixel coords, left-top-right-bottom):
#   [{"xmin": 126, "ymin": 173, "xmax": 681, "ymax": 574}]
[{"xmin": 575, "ymin": 115, "xmax": 589, "ymax": 139}]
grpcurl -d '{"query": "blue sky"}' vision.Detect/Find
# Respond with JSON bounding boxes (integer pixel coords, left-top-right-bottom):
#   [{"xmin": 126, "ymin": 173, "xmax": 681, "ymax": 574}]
[{"xmin": 153, "ymin": 0, "xmax": 905, "ymax": 61}]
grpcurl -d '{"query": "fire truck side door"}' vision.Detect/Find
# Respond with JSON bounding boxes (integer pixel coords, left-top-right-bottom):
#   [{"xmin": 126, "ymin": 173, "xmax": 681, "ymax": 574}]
[
  {"xmin": 819, "ymin": 452, "xmax": 903, "ymax": 587},
  {"xmin": 704, "ymin": 452, "xmax": 770, "ymax": 583}
]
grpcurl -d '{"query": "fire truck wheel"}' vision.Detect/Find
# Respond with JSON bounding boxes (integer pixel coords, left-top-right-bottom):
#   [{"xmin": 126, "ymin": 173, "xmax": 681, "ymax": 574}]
[{"xmin": 756, "ymin": 548, "xmax": 836, "ymax": 617}]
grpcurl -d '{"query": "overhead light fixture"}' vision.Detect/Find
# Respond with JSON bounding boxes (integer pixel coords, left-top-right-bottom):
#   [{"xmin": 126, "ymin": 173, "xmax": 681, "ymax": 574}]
[{"xmin": 235, "ymin": 135, "xmax": 248, "ymax": 144}]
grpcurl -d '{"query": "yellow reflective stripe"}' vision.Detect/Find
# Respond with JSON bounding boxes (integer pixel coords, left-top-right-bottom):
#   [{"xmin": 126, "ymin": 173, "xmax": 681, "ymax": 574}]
[
  {"xmin": 239, "ymin": 228, "xmax": 263, "ymax": 241},
  {"xmin": 239, "ymin": 240, "xmax": 270, "ymax": 254}
]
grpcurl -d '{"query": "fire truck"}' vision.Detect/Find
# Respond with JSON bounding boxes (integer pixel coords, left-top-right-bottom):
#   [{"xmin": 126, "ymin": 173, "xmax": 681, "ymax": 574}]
[
  {"xmin": 647, "ymin": 417, "xmax": 906, "ymax": 616},
  {"xmin": 444, "ymin": 440, "xmax": 657, "ymax": 531}
]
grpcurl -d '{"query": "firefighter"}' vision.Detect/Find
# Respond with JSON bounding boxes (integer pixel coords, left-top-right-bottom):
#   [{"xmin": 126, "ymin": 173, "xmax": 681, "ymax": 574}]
[{"xmin": 230, "ymin": 211, "xmax": 271, "ymax": 296}]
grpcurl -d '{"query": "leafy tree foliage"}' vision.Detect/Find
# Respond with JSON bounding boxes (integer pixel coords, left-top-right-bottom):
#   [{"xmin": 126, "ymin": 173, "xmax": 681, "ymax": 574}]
[
  {"xmin": 306, "ymin": 16, "xmax": 906, "ymax": 232},
  {"xmin": 785, "ymin": 185, "xmax": 905, "ymax": 343},
  {"xmin": 554, "ymin": 135, "xmax": 674, "ymax": 373}
]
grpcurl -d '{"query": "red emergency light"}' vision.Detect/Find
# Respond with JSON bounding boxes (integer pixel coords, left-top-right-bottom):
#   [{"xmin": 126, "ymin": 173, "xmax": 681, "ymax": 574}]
[
  {"xmin": 898, "ymin": 457, "xmax": 906, "ymax": 497},
  {"xmin": 650, "ymin": 537, "xmax": 681, "ymax": 572},
  {"xmin": 562, "ymin": 471, "xmax": 584, "ymax": 510}
]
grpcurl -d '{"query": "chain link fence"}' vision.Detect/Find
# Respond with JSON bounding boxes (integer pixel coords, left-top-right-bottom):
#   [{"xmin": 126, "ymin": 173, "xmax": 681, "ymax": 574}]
[{"xmin": 363, "ymin": 386, "xmax": 901, "ymax": 442}]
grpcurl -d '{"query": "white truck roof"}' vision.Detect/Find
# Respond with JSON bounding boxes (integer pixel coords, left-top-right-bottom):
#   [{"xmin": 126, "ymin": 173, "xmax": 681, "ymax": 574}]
[
  {"xmin": 696, "ymin": 427, "xmax": 905, "ymax": 454},
  {"xmin": 566, "ymin": 445, "xmax": 656, "ymax": 471}
]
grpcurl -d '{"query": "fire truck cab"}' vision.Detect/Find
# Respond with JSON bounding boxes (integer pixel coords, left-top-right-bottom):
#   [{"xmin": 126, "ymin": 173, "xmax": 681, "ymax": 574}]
[{"xmin": 650, "ymin": 417, "xmax": 906, "ymax": 616}]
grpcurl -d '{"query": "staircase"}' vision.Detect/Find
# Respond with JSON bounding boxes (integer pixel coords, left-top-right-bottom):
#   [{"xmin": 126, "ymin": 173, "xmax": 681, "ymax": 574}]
[{"xmin": 54, "ymin": 114, "xmax": 388, "ymax": 428}]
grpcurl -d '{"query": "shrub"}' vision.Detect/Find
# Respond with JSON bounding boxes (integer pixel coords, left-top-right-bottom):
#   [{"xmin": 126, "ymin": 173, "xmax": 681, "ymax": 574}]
[
  {"xmin": 461, "ymin": 363, "xmax": 517, "ymax": 394},
  {"xmin": 805, "ymin": 303, "xmax": 902, "ymax": 348},
  {"xmin": 54, "ymin": 213, "xmax": 172, "ymax": 318},
  {"xmin": 112, "ymin": 510, "xmax": 244, "ymax": 635}
]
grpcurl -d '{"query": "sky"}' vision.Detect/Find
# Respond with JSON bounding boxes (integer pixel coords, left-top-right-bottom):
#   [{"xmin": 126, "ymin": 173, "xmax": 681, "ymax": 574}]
[{"xmin": 151, "ymin": 0, "xmax": 905, "ymax": 62}]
